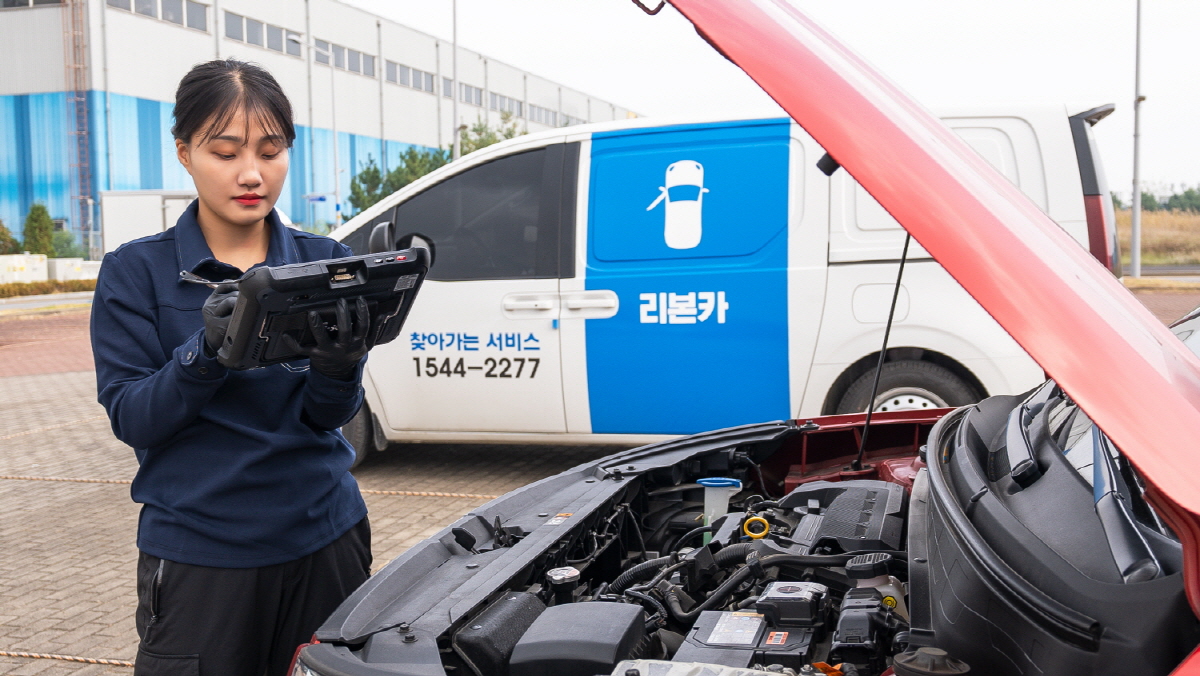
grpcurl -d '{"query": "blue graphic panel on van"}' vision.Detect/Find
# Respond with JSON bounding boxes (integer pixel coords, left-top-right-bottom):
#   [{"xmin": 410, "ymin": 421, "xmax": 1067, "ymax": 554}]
[{"xmin": 586, "ymin": 120, "xmax": 792, "ymax": 435}]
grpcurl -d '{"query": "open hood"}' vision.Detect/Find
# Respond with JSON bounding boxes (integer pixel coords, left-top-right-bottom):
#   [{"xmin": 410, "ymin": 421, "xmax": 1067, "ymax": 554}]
[{"xmin": 669, "ymin": 0, "xmax": 1200, "ymax": 623}]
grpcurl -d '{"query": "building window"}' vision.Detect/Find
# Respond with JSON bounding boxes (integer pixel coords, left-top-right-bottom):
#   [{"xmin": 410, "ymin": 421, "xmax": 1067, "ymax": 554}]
[
  {"xmin": 106, "ymin": 0, "xmax": 132, "ymax": 9},
  {"xmin": 419, "ymin": 70, "xmax": 434, "ymax": 92},
  {"xmin": 285, "ymin": 31, "xmax": 301, "ymax": 56},
  {"xmin": 459, "ymin": 84, "xmax": 483, "ymax": 107},
  {"xmin": 160, "ymin": 0, "xmax": 181, "ymax": 23},
  {"xmin": 490, "ymin": 93, "xmax": 523, "ymax": 118},
  {"xmin": 530, "ymin": 105, "xmax": 557, "ymax": 127},
  {"xmin": 224, "ymin": 10, "xmax": 242, "ymax": 40},
  {"xmin": 313, "ymin": 40, "xmax": 376, "ymax": 77},
  {"xmin": 245, "ymin": 18, "xmax": 263, "ymax": 46},
  {"xmin": 443, "ymin": 77, "xmax": 452, "ymax": 99},
  {"xmin": 185, "ymin": 0, "xmax": 204, "ymax": 30},
  {"xmin": 266, "ymin": 24, "xmax": 283, "ymax": 52},
  {"xmin": 134, "ymin": 0, "xmax": 155, "ymax": 17},
  {"xmin": 224, "ymin": 13, "xmax": 300, "ymax": 56},
  {"xmin": 6, "ymin": 0, "xmax": 65, "ymax": 5}
]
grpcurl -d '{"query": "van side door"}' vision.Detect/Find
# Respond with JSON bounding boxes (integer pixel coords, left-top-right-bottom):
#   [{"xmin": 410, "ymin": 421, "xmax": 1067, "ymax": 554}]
[{"xmin": 571, "ymin": 120, "xmax": 795, "ymax": 435}]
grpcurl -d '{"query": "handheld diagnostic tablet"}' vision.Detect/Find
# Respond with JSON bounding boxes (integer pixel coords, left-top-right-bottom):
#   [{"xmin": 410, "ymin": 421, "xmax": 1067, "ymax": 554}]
[{"xmin": 215, "ymin": 248, "xmax": 428, "ymax": 370}]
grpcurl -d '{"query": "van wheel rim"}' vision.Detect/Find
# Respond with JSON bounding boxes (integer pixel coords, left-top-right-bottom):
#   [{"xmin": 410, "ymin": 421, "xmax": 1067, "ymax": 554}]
[{"xmin": 872, "ymin": 387, "xmax": 947, "ymax": 412}]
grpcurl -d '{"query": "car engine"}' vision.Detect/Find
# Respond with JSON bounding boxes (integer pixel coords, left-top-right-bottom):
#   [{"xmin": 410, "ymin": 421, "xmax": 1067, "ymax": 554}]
[{"xmin": 451, "ymin": 476, "xmax": 927, "ymax": 676}]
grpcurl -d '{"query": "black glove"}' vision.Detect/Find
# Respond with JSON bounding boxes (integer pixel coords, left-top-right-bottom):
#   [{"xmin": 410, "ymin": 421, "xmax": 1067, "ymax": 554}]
[
  {"xmin": 283, "ymin": 297, "xmax": 370, "ymax": 381},
  {"xmin": 202, "ymin": 283, "xmax": 239, "ymax": 357}
]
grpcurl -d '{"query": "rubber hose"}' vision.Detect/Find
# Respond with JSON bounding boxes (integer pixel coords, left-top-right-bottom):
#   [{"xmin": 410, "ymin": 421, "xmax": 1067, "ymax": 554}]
[
  {"xmin": 666, "ymin": 567, "xmax": 754, "ymax": 622},
  {"xmin": 611, "ymin": 556, "xmax": 672, "ymax": 594},
  {"xmin": 712, "ymin": 543, "xmax": 754, "ymax": 567},
  {"xmin": 664, "ymin": 551, "xmax": 857, "ymax": 622},
  {"xmin": 673, "ymin": 525, "xmax": 713, "ymax": 550}
]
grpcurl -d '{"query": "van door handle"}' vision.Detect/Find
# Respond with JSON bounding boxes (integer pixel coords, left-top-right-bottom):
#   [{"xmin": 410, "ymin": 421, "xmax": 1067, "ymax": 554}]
[
  {"xmin": 565, "ymin": 298, "xmax": 617, "ymax": 310},
  {"xmin": 560, "ymin": 290, "xmax": 620, "ymax": 319},
  {"xmin": 503, "ymin": 298, "xmax": 554, "ymax": 311}
]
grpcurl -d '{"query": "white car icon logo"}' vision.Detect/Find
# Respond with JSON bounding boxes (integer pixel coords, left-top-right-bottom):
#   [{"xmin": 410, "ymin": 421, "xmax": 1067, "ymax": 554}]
[{"xmin": 647, "ymin": 160, "xmax": 709, "ymax": 250}]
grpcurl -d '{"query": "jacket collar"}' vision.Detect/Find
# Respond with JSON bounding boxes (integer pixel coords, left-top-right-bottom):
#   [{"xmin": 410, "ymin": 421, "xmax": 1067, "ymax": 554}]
[{"xmin": 175, "ymin": 199, "xmax": 301, "ymax": 283}]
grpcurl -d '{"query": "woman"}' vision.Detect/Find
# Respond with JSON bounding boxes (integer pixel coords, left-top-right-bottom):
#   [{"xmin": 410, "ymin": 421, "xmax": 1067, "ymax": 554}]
[{"xmin": 91, "ymin": 59, "xmax": 371, "ymax": 675}]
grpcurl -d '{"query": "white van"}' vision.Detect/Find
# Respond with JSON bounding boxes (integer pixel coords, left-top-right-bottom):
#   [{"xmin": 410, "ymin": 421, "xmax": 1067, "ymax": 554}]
[{"xmin": 332, "ymin": 105, "xmax": 1117, "ymax": 458}]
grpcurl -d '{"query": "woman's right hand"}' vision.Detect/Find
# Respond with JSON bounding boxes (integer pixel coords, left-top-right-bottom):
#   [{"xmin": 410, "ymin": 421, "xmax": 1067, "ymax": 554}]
[{"xmin": 202, "ymin": 284, "xmax": 239, "ymax": 357}]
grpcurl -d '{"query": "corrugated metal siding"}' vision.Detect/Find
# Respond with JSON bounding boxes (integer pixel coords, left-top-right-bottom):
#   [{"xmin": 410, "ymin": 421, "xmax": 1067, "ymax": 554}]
[{"xmin": 0, "ymin": 90, "xmax": 434, "ymax": 239}]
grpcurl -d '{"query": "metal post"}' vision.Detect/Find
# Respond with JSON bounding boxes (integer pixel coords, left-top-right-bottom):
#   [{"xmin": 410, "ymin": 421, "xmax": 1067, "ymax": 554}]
[
  {"xmin": 451, "ymin": 0, "xmax": 460, "ymax": 160},
  {"xmin": 1131, "ymin": 0, "xmax": 1144, "ymax": 278},
  {"xmin": 304, "ymin": 0, "xmax": 315, "ymax": 231},
  {"xmin": 331, "ymin": 52, "xmax": 341, "ymax": 228}
]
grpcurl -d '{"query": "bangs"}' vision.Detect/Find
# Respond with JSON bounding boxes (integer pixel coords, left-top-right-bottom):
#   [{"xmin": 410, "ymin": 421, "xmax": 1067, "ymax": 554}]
[
  {"xmin": 172, "ymin": 59, "xmax": 296, "ymax": 147},
  {"xmin": 195, "ymin": 94, "xmax": 292, "ymax": 147}
]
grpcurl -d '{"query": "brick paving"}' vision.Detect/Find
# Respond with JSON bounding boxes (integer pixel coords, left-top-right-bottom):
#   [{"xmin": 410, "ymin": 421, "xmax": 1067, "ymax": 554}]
[
  {"xmin": 0, "ymin": 288, "xmax": 1195, "ymax": 673},
  {"xmin": 0, "ymin": 309, "xmax": 617, "ymax": 672}
]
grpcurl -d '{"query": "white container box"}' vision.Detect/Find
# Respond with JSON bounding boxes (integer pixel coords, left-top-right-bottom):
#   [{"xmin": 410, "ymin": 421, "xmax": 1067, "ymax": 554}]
[
  {"xmin": 47, "ymin": 258, "xmax": 85, "ymax": 281},
  {"xmin": 79, "ymin": 261, "xmax": 102, "ymax": 280},
  {"xmin": 0, "ymin": 254, "xmax": 49, "ymax": 284}
]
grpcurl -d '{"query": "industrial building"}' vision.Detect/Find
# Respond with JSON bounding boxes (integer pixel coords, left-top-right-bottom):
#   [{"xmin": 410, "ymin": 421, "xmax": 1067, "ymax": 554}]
[{"xmin": 0, "ymin": 0, "xmax": 633, "ymax": 256}]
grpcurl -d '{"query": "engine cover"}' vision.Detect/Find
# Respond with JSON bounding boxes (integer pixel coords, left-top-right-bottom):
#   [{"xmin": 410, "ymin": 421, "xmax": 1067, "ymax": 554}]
[{"xmin": 777, "ymin": 480, "xmax": 907, "ymax": 554}]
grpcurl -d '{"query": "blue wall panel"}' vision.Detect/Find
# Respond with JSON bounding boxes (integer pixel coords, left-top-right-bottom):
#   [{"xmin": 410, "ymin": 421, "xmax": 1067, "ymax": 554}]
[{"xmin": 0, "ymin": 90, "xmax": 439, "ymax": 242}]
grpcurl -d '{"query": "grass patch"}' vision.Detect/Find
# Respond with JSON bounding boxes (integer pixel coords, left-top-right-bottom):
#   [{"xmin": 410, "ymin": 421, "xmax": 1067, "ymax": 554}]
[
  {"xmin": 0, "ymin": 279, "xmax": 97, "ymax": 299},
  {"xmin": 1117, "ymin": 208, "xmax": 1200, "ymax": 266}
]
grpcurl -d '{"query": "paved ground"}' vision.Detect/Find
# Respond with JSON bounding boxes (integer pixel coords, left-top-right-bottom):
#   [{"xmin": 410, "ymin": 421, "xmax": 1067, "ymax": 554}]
[{"xmin": 0, "ymin": 287, "xmax": 1196, "ymax": 674}]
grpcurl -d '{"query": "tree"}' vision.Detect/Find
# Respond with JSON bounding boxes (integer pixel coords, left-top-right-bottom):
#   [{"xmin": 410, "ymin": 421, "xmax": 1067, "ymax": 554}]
[
  {"xmin": 0, "ymin": 218, "xmax": 20, "ymax": 255},
  {"xmin": 347, "ymin": 147, "xmax": 451, "ymax": 214},
  {"xmin": 459, "ymin": 110, "xmax": 522, "ymax": 156},
  {"xmin": 1111, "ymin": 192, "xmax": 1126, "ymax": 210},
  {"xmin": 52, "ymin": 230, "xmax": 86, "ymax": 258},
  {"xmin": 1165, "ymin": 187, "xmax": 1200, "ymax": 213},
  {"xmin": 21, "ymin": 203, "xmax": 54, "ymax": 256},
  {"xmin": 346, "ymin": 113, "xmax": 523, "ymax": 215},
  {"xmin": 347, "ymin": 156, "xmax": 386, "ymax": 214},
  {"xmin": 1140, "ymin": 191, "xmax": 1161, "ymax": 212}
]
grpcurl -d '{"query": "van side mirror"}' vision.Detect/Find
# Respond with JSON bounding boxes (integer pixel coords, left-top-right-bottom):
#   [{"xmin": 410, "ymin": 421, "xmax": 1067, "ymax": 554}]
[
  {"xmin": 367, "ymin": 221, "xmax": 394, "ymax": 254},
  {"xmin": 398, "ymin": 233, "xmax": 435, "ymax": 268}
]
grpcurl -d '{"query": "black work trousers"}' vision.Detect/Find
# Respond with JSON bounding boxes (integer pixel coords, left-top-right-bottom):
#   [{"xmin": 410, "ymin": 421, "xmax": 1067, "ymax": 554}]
[{"xmin": 133, "ymin": 518, "xmax": 371, "ymax": 676}]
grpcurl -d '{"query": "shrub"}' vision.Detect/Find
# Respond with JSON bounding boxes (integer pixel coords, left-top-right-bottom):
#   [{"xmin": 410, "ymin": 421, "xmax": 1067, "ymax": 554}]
[{"xmin": 0, "ymin": 279, "xmax": 97, "ymax": 299}]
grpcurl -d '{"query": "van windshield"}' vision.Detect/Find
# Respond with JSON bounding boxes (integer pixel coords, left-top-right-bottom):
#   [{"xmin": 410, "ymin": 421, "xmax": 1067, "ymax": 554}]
[{"xmin": 667, "ymin": 185, "xmax": 703, "ymax": 202}]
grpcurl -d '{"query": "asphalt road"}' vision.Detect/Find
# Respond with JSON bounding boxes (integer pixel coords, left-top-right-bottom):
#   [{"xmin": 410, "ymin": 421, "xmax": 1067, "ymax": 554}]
[{"xmin": 0, "ymin": 287, "xmax": 1197, "ymax": 673}]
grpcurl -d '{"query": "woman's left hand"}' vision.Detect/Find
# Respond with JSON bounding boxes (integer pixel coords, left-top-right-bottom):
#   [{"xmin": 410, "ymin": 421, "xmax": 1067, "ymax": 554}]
[{"xmin": 284, "ymin": 298, "xmax": 370, "ymax": 381}]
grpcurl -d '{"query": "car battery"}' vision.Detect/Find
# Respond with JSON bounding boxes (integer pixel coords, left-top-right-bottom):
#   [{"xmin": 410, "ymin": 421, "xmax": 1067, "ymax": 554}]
[
  {"xmin": 754, "ymin": 581, "xmax": 830, "ymax": 631},
  {"xmin": 673, "ymin": 611, "xmax": 815, "ymax": 671}
]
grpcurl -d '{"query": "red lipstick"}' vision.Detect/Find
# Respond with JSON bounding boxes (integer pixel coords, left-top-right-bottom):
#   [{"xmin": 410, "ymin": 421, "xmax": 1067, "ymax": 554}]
[{"xmin": 234, "ymin": 193, "xmax": 264, "ymax": 206}]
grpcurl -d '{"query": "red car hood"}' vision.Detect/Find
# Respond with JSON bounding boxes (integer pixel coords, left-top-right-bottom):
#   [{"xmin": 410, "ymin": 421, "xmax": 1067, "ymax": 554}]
[{"xmin": 669, "ymin": 0, "xmax": 1200, "ymax": 653}]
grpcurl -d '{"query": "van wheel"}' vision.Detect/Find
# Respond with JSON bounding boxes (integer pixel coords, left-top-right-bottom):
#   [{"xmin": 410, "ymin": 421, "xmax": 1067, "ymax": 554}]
[
  {"xmin": 835, "ymin": 360, "xmax": 982, "ymax": 414},
  {"xmin": 342, "ymin": 404, "xmax": 374, "ymax": 469}
]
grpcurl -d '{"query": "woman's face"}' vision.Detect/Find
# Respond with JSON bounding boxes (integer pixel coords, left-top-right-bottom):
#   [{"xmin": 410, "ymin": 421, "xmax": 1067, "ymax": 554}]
[{"xmin": 175, "ymin": 109, "xmax": 289, "ymax": 230}]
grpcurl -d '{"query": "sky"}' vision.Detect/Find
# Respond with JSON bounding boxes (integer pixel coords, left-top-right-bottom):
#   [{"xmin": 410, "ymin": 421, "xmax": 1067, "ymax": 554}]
[{"xmin": 343, "ymin": 0, "xmax": 1197, "ymax": 199}]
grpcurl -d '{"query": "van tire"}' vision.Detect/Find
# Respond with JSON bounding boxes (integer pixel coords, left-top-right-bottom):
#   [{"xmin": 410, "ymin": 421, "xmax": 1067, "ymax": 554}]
[
  {"xmin": 342, "ymin": 404, "xmax": 374, "ymax": 469},
  {"xmin": 835, "ymin": 360, "xmax": 982, "ymax": 414}
]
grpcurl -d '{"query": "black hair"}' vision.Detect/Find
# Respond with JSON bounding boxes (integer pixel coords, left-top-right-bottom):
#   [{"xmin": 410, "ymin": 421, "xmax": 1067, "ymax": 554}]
[{"xmin": 172, "ymin": 58, "xmax": 295, "ymax": 147}]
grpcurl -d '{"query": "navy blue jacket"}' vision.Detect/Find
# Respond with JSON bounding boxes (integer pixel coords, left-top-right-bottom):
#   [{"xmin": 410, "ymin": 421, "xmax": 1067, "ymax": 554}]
[{"xmin": 91, "ymin": 202, "xmax": 367, "ymax": 567}]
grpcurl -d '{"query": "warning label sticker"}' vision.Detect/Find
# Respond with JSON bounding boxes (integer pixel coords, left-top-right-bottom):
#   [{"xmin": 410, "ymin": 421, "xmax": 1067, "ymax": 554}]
[
  {"xmin": 708, "ymin": 612, "xmax": 764, "ymax": 646},
  {"xmin": 766, "ymin": 631, "xmax": 789, "ymax": 645}
]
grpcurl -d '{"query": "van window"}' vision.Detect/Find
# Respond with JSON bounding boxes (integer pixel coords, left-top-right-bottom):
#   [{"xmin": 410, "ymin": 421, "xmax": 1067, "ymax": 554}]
[{"xmin": 375, "ymin": 148, "xmax": 562, "ymax": 281}]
